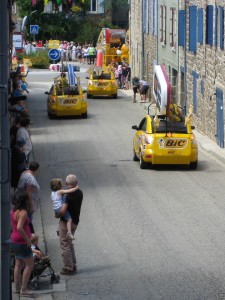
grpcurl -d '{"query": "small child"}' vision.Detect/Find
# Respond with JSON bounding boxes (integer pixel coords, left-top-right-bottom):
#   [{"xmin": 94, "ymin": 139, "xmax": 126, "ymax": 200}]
[
  {"xmin": 50, "ymin": 178, "xmax": 78, "ymax": 240},
  {"xmin": 30, "ymin": 234, "xmax": 50, "ymax": 264}
]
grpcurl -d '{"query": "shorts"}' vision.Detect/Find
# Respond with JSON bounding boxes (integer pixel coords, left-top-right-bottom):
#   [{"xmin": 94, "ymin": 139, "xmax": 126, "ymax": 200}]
[
  {"xmin": 54, "ymin": 207, "xmax": 71, "ymax": 221},
  {"xmin": 11, "ymin": 243, "xmax": 33, "ymax": 259},
  {"xmin": 140, "ymin": 85, "xmax": 149, "ymax": 95},
  {"xmin": 133, "ymin": 86, "xmax": 138, "ymax": 94}
]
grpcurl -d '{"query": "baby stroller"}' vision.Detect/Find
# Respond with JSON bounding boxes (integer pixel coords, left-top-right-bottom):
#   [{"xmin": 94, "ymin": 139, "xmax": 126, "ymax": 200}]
[
  {"xmin": 11, "ymin": 250, "xmax": 60, "ymax": 291},
  {"xmin": 29, "ymin": 255, "xmax": 60, "ymax": 290}
]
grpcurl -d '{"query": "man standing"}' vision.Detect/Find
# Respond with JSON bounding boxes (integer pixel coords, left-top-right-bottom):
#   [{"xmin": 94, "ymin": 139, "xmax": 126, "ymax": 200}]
[{"xmin": 57, "ymin": 174, "xmax": 83, "ymax": 275}]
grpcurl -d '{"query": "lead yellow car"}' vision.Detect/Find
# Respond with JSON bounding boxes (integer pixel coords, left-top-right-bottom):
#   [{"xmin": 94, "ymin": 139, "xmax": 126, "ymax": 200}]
[
  {"xmin": 86, "ymin": 71, "xmax": 118, "ymax": 98},
  {"xmin": 132, "ymin": 114, "xmax": 198, "ymax": 169},
  {"xmin": 45, "ymin": 74, "xmax": 87, "ymax": 118}
]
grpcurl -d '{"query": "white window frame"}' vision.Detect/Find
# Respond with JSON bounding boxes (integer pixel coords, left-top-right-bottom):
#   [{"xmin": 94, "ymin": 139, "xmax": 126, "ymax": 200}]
[{"xmin": 169, "ymin": 7, "xmax": 177, "ymax": 50}]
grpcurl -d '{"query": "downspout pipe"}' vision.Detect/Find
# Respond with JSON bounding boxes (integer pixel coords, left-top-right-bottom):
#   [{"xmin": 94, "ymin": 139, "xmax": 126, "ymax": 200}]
[
  {"xmin": 141, "ymin": 0, "xmax": 144, "ymax": 79},
  {"xmin": 184, "ymin": 0, "xmax": 187, "ymax": 115}
]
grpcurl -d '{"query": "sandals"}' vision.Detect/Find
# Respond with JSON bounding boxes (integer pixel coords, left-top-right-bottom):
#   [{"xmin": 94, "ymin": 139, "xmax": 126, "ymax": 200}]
[{"xmin": 20, "ymin": 288, "xmax": 36, "ymax": 298}]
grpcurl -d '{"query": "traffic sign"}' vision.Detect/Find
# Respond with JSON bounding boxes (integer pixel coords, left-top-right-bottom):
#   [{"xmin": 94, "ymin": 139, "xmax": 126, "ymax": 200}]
[
  {"xmin": 48, "ymin": 49, "xmax": 60, "ymax": 61},
  {"xmin": 30, "ymin": 25, "xmax": 39, "ymax": 35}
]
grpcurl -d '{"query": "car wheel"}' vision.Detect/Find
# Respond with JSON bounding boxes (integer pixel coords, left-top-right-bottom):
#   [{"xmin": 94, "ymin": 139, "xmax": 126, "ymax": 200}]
[
  {"xmin": 82, "ymin": 111, "xmax": 88, "ymax": 119},
  {"xmin": 48, "ymin": 111, "xmax": 53, "ymax": 119},
  {"xmin": 133, "ymin": 149, "xmax": 139, "ymax": 161},
  {"xmin": 139, "ymin": 151, "xmax": 148, "ymax": 169},
  {"xmin": 113, "ymin": 93, "xmax": 117, "ymax": 99},
  {"xmin": 87, "ymin": 93, "xmax": 92, "ymax": 99},
  {"xmin": 189, "ymin": 160, "xmax": 198, "ymax": 170}
]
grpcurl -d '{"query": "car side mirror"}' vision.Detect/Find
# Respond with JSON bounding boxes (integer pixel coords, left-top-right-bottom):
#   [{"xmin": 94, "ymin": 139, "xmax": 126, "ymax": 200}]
[
  {"xmin": 44, "ymin": 91, "xmax": 49, "ymax": 95},
  {"xmin": 86, "ymin": 76, "xmax": 89, "ymax": 79},
  {"xmin": 82, "ymin": 89, "xmax": 87, "ymax": 93},
  {"xmin": 191, "ymin": 125, "xmax": 195, "ymax": 130},
  {"xmin": 132, "ymin": 125, "xmax": 138, "ymax": 130}
]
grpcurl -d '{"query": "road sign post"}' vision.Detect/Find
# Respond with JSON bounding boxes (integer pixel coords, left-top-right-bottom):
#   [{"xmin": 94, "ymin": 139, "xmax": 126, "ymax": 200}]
[
  {"xmin": 30, "ymin": 25, "xmax": 38, "ymax": 42},
  {"xmin": 48, "ymin": 49, "xmax": 60, "ymax": 64}
]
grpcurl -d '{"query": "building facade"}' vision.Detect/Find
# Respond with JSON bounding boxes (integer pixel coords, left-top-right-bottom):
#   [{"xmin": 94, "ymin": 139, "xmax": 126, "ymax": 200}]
[{"xmin": 130, "ymin": 0, "xmax": 225, "ymax": 148}]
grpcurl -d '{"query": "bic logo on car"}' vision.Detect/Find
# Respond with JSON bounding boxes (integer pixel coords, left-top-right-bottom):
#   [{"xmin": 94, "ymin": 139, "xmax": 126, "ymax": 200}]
[
  {"xmin": 164, "ymin": 138, "xmax": 187, "ymax": 148},
  {"xmin": 63, "ymin": 99, "xmax": 77, "ymax": 104},
  {"xmin": 98, "ymin": 82, "xmax": 108, "ymax": 86},
  {"xmin": 158, "ymin": 138, "xmax": 188, "ymax": 148}
]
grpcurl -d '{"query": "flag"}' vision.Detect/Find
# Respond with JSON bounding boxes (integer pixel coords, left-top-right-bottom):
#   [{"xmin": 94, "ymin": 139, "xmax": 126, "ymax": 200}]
[
  {"xmin": 56, "ymin": 0, "xmax": 61, "ymax": 5},
  {"xmin": 44, "ymin": 0, "xmax": 49, "ymax": 5},
  {"xmin": 81, "ymin": 0, "xmax": 84, "ymax": 3},
  {"xmin": 32, "ymin": 0, "xmax": 37, "ymax": 6}
]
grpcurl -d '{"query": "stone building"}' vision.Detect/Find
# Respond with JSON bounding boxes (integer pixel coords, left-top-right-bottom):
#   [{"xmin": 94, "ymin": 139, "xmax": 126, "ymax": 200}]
[{"xmin": 130, "ymin": 0, "xmax": 225, "ymax": 147}]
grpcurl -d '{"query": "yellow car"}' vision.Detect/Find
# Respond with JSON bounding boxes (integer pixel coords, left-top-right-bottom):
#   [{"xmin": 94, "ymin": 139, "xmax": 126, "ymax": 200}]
[
  {"xmin": 86, "ymin": 71, "xmax": 118, "ymax": 98},
  {"xmin": 45, "ymin": 74, "xmax": 87, "ymax": 118},
  {"xmin": 132, "ymin": 115, "xmax": 198, "ymax": 169}
]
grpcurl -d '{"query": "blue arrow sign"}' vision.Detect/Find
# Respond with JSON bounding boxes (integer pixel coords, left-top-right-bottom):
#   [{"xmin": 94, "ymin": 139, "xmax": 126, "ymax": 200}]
[
  {"xmin": 48, "ymin": 49, "xmax": 60, "ymax": 61},
  {"xmin": 30, "ymin": 25, "xmax": 39, "ymax": 35}
]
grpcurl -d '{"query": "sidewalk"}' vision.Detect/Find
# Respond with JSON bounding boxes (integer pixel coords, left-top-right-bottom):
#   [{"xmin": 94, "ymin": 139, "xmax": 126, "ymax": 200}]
[{"xmin": 118, "ymin": 88, "xmax": 225, "ymax": 166}]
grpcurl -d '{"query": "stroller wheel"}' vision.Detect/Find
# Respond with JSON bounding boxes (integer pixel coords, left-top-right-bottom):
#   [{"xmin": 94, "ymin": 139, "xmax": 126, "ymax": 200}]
[
  {"xmin": 31, "ymin": 278, "xmax": 39, "ymax": 290},
  {"xmin": 51, "ymin": 274, "xmax": 60, "ymax": 284}
]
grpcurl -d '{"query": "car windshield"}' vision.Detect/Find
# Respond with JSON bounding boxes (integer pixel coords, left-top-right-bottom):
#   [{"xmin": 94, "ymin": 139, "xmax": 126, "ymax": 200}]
[
  {"xmin": 93, "ymin": 73, "xmax": 111, "ymax": 80},
  {"xmin": 151, "ymin": 118, "xmax": 188, "ymax": 133}
]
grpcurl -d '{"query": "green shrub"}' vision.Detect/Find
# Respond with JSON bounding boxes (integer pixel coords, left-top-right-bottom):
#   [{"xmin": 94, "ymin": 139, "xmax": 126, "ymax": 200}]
[{"xmin": 17, "ymin": 50, "xmax": 49, "ymax": 69}]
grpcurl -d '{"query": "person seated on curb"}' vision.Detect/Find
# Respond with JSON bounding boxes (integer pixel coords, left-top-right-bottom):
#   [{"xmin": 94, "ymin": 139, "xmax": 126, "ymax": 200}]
[{"xmin": 139, "ymin": 79, "xmax": 150, "ymax": 103}]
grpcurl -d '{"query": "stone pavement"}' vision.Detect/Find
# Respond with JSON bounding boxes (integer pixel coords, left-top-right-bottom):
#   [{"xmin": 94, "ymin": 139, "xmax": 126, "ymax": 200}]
[{"xmin": 118, "ymin": 87, "xmax": 225, "ymax": 166}]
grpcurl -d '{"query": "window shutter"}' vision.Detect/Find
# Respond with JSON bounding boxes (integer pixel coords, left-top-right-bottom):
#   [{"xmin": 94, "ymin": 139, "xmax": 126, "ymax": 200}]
[
  {"xmin": 178, "ymin": 10, "xmax": 185, "ymax": 47},
  {"xmin": 152, "ymin": 0, "xmax": 155, "ymax": 35},
  {"xmin": 189, "ymin": 6, "xmax": 197, "ymax": 52},
  {"xmin": 206, "ymin": 5, "xmax": 214, "ymax": 45},
  {"xmin": 220, "ymin": 7, "xmax": 224, "ymax": 49},
  {"xmin": 215, "ymin": 6, "xmax": 218, "ymax": 47},
  {"xmin": 197, "ymin": 8, "xmax": 203, "ymax": 44}
]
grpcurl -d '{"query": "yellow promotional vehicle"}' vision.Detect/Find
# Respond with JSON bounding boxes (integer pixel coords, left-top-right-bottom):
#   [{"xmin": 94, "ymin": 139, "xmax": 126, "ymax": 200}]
[
  {"xmin": 45, "ymin": 72, "xmax": 87, "ymax": 118},
  {"xmin": 86, "ymin": 70, "xmax": 118, "ymax": 99},
  {"xmin": 132, "ymin": 114, "xmax": 198, "ymax": 169}
]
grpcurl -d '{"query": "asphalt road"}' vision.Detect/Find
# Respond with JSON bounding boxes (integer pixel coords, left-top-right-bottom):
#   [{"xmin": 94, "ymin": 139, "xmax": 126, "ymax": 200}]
[{"xmin": 26, "ymin": 68, "xmax": 225, "ymax": 300}]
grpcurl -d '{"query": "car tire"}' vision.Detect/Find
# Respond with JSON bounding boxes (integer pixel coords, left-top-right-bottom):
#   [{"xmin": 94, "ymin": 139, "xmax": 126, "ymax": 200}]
[
  {"xmin": 82, "ymin": 111, "xmax": 88, "ymax": 119},
  {"xmin": 189, "ymin": 160, "xmax": 198, "ymax": 170},
  {"xmin": 139, "ymin": 152, "xmax": 148, "ymax": 169},
  {"xmin": 48, "ymin": 111, "xmax": 53, "ymax": 119},
  {"xmin": 133, "ymin": 149, "xmax": 139, "ymax": 161},
  {"xmin": 113, "ymin": 93, "xmax": 117, "ymax": 99},
  {"xmin": 87, "ymin": 93, "xmax": 92, "ymax": 99}
]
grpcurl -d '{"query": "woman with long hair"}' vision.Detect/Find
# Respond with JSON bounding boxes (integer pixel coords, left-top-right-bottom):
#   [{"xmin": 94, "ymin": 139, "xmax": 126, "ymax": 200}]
[{"xmin": 11, "ymin": 191, "xmax": 34, "ymax": 296}]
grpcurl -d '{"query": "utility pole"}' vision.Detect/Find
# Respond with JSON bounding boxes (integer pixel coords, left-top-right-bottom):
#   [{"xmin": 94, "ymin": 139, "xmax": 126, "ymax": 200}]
[{"xmin": 0, "ymin": 0, "xmax": 11, "ymax": 299}]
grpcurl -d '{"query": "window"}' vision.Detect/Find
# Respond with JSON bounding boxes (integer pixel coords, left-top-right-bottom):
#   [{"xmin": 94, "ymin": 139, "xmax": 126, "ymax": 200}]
[
  {"xmin": 206, "ymin": 5, "xmax": 213, "ymax": 45},
  {"xmin": 189, "ymin": 6, "xmax": 197, "ymax": 52},
  {"xmin": 89, "ymin": 0, "xmax": 104, "ymax": 13},
  {"xmin": 178, "ymin": 10, "xmax": 185, "ymax": 47},
  {"xmin": 197, "ymin": 8, "xmax": 203, "ymax": 44},
  {"xmin": 152, "ymin": 0, "xmax": 157, "ymax": 36},
  {"xmin": 169, "ymin": 7, "xmax": 177, "ymax": 49},
  {"xmin": 215, "ymin": 6, "xmax": 224, "ymax": 49},
  {"xmin": 160, "ymin": 5, "xmax": 166, "ymax": 45}
]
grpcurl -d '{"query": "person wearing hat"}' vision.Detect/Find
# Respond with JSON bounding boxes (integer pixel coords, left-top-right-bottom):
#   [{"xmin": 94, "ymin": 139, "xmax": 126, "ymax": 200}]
[
  {"xmin": 16, "ymin": 117, "xmax": 32, "ymax": 165},
  {"xmin": 11, "ymin": 137, "xmax": 27, "ymax": 189},
  {"xmin": 55, "ymin": 174, "xmax": 83, "ymax": 275}
]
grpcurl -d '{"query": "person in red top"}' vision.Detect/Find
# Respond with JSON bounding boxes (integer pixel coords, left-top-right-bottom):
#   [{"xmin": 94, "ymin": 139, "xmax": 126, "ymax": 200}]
[{"xmin": 10, "ymin": 191, "xmax": 34, "ymax": 297}]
